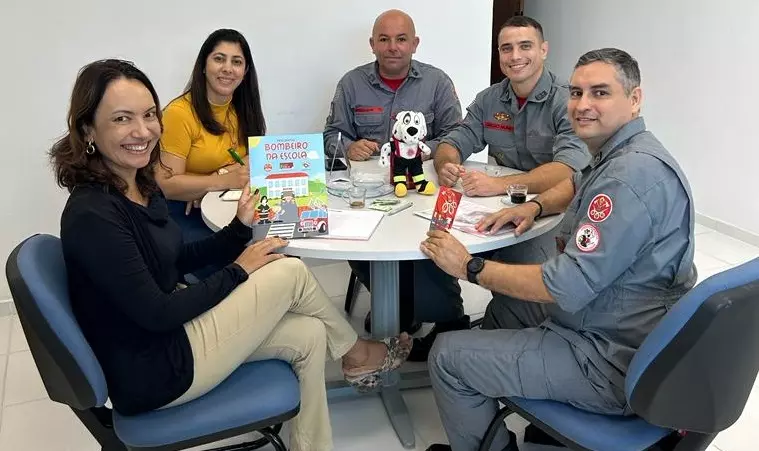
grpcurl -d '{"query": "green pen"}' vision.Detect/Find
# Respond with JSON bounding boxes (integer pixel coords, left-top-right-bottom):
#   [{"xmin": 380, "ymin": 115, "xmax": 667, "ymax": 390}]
[{"xmin": 227, "ymin": 147, "xmax": 245, "ymax": 166}]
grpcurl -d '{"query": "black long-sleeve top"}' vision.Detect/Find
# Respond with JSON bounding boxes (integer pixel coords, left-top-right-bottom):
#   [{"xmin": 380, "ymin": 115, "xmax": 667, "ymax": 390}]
[{"xmin": 60, "ymin": 184, "xmax": 251, "ymax": 415}]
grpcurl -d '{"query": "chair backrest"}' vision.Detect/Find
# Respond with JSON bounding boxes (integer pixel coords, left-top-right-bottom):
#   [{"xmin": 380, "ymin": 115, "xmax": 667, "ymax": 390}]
[
  {"xmin": 5, "ymin": 234, "xmax": 108, "ymax": 410},
  {"xmin": 626, "ymin": 257, "xmax": 759, "ymax": 433}
]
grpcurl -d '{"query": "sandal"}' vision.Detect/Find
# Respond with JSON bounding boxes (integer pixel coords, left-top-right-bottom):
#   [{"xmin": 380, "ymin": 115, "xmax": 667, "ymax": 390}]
[{"xmin": 343, "ymin": 336, "xmax": 413, "ymax": 393}]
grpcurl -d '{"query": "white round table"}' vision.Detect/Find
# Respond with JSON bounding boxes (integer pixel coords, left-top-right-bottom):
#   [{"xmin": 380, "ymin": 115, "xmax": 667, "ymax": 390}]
[
  {"xmin": 201, "ymin": 158, "xmax": 563, "ymax": 449},
  {"xmin": 202, "ymin": 160, "xmax": 561, "ymax": 260}
]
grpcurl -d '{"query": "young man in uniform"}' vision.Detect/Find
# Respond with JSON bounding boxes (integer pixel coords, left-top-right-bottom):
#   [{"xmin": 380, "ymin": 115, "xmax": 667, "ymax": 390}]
[{"xmin": 433, "ymin": 16, "xmax": 591, "ymax": 331}]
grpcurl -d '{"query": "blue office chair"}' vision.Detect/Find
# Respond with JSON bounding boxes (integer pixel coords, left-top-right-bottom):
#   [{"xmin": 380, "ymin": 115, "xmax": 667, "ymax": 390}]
[
  {"xmin": 478, "ymin": 257, "xmax": 759, "ymax": 451},
  {"xmin": 5, "ymin": 234, "xmax": 301, "ymax": 451}
]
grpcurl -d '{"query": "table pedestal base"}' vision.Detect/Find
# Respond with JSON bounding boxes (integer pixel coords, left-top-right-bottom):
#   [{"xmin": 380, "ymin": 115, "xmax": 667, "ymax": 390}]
[
  {"xmin": 323, "ymin": 260, "xmax": 435, "ymax": 448},
  {"xmin": 326, "ymin": 369, "xmax": 430, "ymax": 449}
]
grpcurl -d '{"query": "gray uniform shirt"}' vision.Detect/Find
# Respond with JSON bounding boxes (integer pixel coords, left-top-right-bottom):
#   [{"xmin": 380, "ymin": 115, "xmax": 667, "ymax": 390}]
[
  {"xmin": 323, "ymin": 60, "xmax": 462, "ymax": 157},
  {"xmin": 441, "ymin": 68, "xmax": 589, "ymax": 172},
  {"xmin": 541, "ymin": 117, "xmax": 697, "ymax": 389}
]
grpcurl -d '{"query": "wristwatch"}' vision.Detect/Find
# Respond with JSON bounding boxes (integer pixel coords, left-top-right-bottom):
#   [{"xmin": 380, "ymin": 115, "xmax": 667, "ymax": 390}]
[{"xmin": 466, "ymin": 257, "xmax": 486, "ymax": 284}]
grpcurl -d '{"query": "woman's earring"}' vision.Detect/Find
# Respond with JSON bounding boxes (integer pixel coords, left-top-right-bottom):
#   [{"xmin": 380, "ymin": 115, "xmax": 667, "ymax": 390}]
[{"xmin": 86, "ymin": 140, "xmax": 96, "ymax": 155}]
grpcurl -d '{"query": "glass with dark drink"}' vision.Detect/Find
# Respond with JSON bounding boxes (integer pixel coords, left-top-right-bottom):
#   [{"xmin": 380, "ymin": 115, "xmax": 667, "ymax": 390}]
[{"xmin": 507, "ymin": 184, "xmax": 528, "ymax": 204}]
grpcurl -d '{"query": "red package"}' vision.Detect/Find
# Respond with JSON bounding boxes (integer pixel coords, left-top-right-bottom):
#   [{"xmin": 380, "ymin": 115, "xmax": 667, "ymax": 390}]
[{"xmin": 429, "ymin": 186, "xmax": 463, "ymax": 231}]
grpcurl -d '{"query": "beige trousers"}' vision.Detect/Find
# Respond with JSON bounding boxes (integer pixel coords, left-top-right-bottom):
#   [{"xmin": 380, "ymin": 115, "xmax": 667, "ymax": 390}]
[{"xmin": 162, "ymin": 258, "xmax": 359, "ymax": 451}]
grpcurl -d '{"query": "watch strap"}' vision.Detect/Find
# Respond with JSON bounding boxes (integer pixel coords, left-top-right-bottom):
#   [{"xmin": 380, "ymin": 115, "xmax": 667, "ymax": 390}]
[{"xmin": 526, "ymin": 199, "xmax": 543, "ymax": 219}]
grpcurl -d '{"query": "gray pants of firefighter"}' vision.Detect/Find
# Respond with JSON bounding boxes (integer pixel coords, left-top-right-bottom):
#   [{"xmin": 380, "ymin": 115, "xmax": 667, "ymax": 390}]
[{"xmin": 428, "ymin": 260, "xmax": 627, "ymax": 450}]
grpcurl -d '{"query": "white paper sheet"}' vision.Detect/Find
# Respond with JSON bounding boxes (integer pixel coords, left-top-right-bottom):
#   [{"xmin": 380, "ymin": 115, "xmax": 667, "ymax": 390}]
[
  {"xmin": 414, "ymin": 199, "xmax": 516, "ymax": 237},
  {"xmin": 322, "ymin": 209, "xmax": 385, "ymax": 240}
]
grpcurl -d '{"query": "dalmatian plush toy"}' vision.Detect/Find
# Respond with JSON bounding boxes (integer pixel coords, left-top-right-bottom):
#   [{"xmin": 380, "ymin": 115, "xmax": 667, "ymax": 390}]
[{"xmin": 379, "ymin": 111, "xmax": 437, "ymax": 197}]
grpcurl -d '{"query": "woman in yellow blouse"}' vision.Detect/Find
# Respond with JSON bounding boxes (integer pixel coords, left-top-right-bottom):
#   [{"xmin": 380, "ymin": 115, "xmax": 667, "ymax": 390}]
[{"xmin": 158, "ymin": 29, "xmax": 266, "ymax": 248}]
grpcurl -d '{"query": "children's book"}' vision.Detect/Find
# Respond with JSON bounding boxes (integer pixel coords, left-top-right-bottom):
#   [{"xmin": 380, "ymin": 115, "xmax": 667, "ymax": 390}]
[
  {"xmin": 415, "ymin": 194, "xmax": 516, "ymax": 237},
  {"xmin": 248, "ymin": 134, "xmax": 329, "ymax": 240},
  {"xmin": 426, "ymin": 186, "xmax": 463, "ymax": 231}
]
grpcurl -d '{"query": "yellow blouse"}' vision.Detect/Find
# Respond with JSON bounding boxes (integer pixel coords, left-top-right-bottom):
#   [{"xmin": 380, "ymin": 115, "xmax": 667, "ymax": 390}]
[{"xmin": 160, "ymin": 94, "xmax": 248, "ymax": 174}]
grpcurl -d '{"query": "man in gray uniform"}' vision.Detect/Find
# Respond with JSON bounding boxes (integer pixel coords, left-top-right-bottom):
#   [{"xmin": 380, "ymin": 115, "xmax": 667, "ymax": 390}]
[
  {"xmin": 324, "ymin": 10, "xmax": 462, "ymax": 160},
  {"xmin": 323, "ymin": 9, "xmax": 467, "ymax": 360},
  {"xmin": 435, "ymin": 16, "xmax": 588, "ymax": 194},
  {"xmin": 433, "ymin": 16, "xmax": 590, "ymax": 330},
  {"xmin": 420, "ymin": 48, "xmax": 697, "ymax": 451}
]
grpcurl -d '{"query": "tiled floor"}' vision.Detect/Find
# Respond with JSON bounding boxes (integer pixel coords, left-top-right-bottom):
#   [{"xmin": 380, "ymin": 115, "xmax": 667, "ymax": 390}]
[{"xmin": 0, "ymin": 224, "xmax": 755, "ymax": 451}]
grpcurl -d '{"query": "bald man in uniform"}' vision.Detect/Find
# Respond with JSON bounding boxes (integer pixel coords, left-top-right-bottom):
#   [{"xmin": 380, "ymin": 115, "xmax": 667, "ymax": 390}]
[{"xmin": 324, "ymin": 9, "xmax": 467, "ymax": 361}]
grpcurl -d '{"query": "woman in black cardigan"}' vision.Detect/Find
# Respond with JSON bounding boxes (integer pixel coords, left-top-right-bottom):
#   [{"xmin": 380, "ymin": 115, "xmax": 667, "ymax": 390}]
[{"xmin": 51, "ymin": 59, "xmax": 411, "ymax": 451}]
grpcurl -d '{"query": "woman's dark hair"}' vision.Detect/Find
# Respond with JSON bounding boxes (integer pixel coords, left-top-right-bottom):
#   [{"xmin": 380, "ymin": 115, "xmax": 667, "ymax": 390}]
[
  {"xmin": 50, "ymin": 59, "xmax": 164, "ymax": 196},
  {"xmin": 185, "ymin": 28, "xmax": 266, "ymax": 147}
]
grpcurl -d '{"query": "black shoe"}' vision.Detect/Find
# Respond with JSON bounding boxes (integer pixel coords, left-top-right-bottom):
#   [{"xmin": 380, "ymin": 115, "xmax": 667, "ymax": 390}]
[
  {"xmin": 364, "ymin": 311, "xmax": 422, "ymax": 335},
  {"xmin": 524, "ymin": 423, "xmax": 565, "ymax": 447},
  {"xmin": 408, "ymin": 315, "xmax": 471, "ymax": 362},
  {"xmin": 426, "ymin": 430, "xmax": 518, "ymax": 451}
]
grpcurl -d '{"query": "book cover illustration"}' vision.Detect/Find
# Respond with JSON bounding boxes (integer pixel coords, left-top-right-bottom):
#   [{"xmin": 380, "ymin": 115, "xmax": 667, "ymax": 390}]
[
  {"xmin": 248, "ymin": 133, "xmax": 329, "ymax": 240},
  {"xmin": 429, "ymin": 186, "xmax": 463, "ymax": 231}
]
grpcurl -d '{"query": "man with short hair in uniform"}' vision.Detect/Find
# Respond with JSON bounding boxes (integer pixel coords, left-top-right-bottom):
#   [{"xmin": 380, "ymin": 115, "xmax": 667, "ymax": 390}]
[
  {"xmin": 433, "ymin": 16, "xmax": 591, "ymax": 331},
  {"xmin": 323, "ymin": 9, "xmax": 467, "ymax": 361},
  {"xmin": 421, "ymin": 48, "xmax": 697, "ymax": 451}
]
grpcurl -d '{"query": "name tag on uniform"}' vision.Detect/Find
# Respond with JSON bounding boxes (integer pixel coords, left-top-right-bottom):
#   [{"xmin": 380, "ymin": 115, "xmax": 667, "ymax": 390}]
[
  {"xmin": 355, "ymin": 106, "xmax": 384, "ymax": 113},
  {"xmin": 484, "ymin": 121, "xmax": 514, "ymax": 132}
]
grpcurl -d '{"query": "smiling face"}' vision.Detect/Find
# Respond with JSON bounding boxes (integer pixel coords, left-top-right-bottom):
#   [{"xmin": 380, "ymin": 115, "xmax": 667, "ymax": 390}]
[
  {"xmin": 568, "ymin": 61, "xmax": 642, "ymax": 153},
  {"xmin": 85, "ymin": 77, "xmax": 161, "ymax": 181},
  {"xmin": 205, "ymin": 41, "xmax": 246, "ymax": 104},
  {"xmin": 370, "ymin": 11, "xmax": 420, "ymax": 79},
  {"xmin": 498, "ymin": 25, "xmax": 547, "ymax": 92}
]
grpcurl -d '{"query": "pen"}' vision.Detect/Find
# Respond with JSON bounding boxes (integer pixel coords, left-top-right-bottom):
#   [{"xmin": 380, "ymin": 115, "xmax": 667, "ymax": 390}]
[
  {"xmin": 387, "ymin": 202, "xmax": 413, "ymax": 216},
  {"xmin": 227, "ymin": 147, "xmax": 245, "ymax": 166}
]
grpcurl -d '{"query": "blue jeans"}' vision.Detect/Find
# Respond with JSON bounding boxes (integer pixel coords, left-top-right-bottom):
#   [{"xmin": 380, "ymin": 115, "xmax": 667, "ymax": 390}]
[{"xmin": 166, "ymin": 200, "xmax": 222, "ymax": 280}]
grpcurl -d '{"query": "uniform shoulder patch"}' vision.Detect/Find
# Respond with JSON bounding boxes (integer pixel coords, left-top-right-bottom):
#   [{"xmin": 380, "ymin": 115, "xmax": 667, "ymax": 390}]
[
  {"xmin": 575, "ymin": 223, "xmax": 600, "ymax": 253},
  {"xmin": 587, "ymin": 193, "xmax": 613, "ymax": 223}
]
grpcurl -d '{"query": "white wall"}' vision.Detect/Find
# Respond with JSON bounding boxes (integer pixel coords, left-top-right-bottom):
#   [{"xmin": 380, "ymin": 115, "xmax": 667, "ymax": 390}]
[
  {"xmin": 0, "ymin": 0, "xmax": 492, "ymax": 298},
  {"xmin": 526, "ymin": 0, "xmax": 759, "ymax": 236}
]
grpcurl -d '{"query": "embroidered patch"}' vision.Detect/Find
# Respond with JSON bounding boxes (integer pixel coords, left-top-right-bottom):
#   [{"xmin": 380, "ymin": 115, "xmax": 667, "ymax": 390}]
[
  {"xmin": 587, "ymin": 193, "xmax": 613, "ymax": 223},
  {"xmin": 494, "ymin": 111, "xmax": 511, "ymax": 121},
  {"xmin": 484, "ymin": 121, "xmax": 514, "ymax": 132},
  {"xmin": 575, "ymin": 223, "xmax": 600, "ymax": 253}
]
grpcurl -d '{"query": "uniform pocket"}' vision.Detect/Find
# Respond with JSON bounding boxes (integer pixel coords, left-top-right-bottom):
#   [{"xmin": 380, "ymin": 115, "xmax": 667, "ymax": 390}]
[
  {"xmin": 355, "ymin": 112, "xmax": 383, "ymax": 125},
  {"xmin": 354, "ymin": 112, "xmax": 384, "ymax": 137},
  {"xmin": 527, "ymin": 133, "xmax": 554, "ymax": 150},
  {"xmin": 577, "ymin": 352, "xmax": 628, "ymax": 415},
  {"xmin": 484, "ymin": 124, "xmax": 515, "ymax": 143}
]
